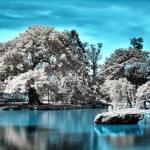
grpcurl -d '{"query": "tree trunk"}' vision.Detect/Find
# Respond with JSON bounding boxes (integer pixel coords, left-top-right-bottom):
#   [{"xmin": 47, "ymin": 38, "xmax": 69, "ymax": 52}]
[
  {"xmin": 124, "ymin": 87, "xmax": 132, "ymax": 108},
  {"xmin": 92, "ymin": 63, "xmax": 96, "ymax": 80},
  {"xmin": 126, "ymin": 92, "xmax": 132, "ymax": 108},
  {"xmin": 28, "ymin": 87, "xmax": 42, "ymax": 105}
]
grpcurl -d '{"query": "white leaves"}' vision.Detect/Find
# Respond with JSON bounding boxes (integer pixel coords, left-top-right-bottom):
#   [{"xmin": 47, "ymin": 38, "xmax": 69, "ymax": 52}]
[
  {"xmin": 136, "ymin": 81, "xmax": 150, "ymax": 101},
  {"xmin": 0, "ymin": 25, "xmax": 87, "ymax": 102},
  {"xmin": 59, "ymin": 53, "xmax": 67, "ymax": 61},
  {"xmin": 9, "ymin": 65, "xmax": 14, "ymax": 71},
  {"xmin": 104, "ymin": 78, "xmax": 135, "ymax": 109},
  {"xmin": 16, "ymin": 63, "xmax": 23, "ymax": 70},
  {"xmin": 3, "ymin": 68, "xmax": 48, "ymax": 94},
  {"xmin": 49, "ymin": 55, "xmax": 57, "ymax": 64}
]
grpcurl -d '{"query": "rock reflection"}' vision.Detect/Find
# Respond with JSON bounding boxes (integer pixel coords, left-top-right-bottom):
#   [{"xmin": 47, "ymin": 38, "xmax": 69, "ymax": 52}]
[
  {"xmin": 94, "ymin": 124, "xmax": 145, "ymax": 149},
  {"xmin": 108, "ymin": 135, "xmax": 134, "ymax": 147},
  {"xmin": 94, "ymin": 124, "xmax": 143, "ymax": 136}
]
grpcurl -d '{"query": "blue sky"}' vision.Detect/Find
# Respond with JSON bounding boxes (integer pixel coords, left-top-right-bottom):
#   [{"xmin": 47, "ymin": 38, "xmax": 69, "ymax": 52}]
[{"xmin": 0, "ymin": 0, "xmax": 150, "ymax": 62}]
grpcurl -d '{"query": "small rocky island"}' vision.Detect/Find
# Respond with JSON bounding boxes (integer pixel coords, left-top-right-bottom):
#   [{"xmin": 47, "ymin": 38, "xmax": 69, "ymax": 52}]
[{"xmin": 94, "ymin": 108, "xmax": 145, "ymax": 125}]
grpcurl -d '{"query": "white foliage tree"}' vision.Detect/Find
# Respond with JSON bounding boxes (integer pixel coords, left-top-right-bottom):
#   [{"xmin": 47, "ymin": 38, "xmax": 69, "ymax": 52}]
[
  {"xmin": 136, "ymin": 81, "xmax": 150, "ymax": 109},
  {"xmin": 104, "ymin": 78, "xmax": 135, "ymax": 109},
  {"xmin": 0, "ymin": 25, "xmax": 85, "ymax": 105}
]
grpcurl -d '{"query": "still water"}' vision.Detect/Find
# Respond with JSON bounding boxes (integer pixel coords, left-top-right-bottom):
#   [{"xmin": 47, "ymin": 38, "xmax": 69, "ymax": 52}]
[{"xmin": 0, "ymin": 109, "xmax": 150, "ymax": 150}]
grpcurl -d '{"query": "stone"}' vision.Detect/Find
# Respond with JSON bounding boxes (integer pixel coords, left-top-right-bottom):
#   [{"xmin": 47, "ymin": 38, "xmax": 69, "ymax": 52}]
[{"xmin": 94, "ymin": 108, "xmax": 144, "ymax": 125}]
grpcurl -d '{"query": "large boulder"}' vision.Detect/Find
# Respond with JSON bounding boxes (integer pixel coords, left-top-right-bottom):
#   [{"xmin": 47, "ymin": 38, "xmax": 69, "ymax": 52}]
[{"xmin": 94, "ymin": 109, "xmax": 144, "ymax": 125}]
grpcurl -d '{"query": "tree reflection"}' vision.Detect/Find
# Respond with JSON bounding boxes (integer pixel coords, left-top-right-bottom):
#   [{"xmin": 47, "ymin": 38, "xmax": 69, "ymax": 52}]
[
  {"xmin": 0, "ymin": 126, "xmax": 94, "ymax": 150},
  {"xmin": 0, "ymin": 110, "xmax": 150, "ymax": 150}
]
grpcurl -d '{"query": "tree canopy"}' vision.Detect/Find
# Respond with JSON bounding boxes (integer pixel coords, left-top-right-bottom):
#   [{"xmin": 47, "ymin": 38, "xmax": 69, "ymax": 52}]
[
  {"xmin": 0, "ymin": 26, "xmax": 88, "ymax": 104},
  {"xmin": 0, "ymin": 28, "xmax": 150, "ymax": 109},
  {"xmin": 124, "ymin": 62, "xmax": 150, "ymax": 88},
  {"xmin": 100, "ymin": 37, "xmax": 149, "ymax": 80},
  {"xmin": 0, "ymin": 26, "xmax": 103, "ymax": 105}
]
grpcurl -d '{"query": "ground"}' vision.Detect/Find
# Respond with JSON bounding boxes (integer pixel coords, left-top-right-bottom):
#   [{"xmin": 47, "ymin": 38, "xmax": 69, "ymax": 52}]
[{"xmin": 0, "ymin": 102, "xmax": 105, "ymax": 110}]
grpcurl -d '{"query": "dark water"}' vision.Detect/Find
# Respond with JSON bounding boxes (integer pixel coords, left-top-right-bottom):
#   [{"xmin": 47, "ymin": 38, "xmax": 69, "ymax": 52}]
[{"xmin": 0, "ymin": 109, "xmax": 150, "ymax": 150}]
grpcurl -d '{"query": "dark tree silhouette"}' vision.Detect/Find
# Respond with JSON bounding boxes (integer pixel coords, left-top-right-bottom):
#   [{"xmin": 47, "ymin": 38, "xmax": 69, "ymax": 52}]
[
  {"xmin": 28, "ymin": 87, "xmax": 42, "ymax": 105},
  {"xmin": 66, "ymin": 30, "xmax": 86, "ymax": 61},
  {"xmin": 130, "ymin": 37, "xmax": 143, "ymax": 50}
]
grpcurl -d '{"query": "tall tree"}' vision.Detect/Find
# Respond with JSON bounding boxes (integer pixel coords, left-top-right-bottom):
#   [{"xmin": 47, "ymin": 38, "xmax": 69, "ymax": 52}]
[
  {"xmin": 0, "ymin": 26, "xmax": 85, "ymax": 105},
  {"xmin": 86, "ymin": 43, "xmax": 102, "ymax": 79}
]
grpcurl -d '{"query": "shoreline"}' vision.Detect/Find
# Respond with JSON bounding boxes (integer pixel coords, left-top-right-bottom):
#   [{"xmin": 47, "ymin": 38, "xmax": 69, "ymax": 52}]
[{"xmin": 0, "ymin": 103, "xmax": 106, "ymax": 111}]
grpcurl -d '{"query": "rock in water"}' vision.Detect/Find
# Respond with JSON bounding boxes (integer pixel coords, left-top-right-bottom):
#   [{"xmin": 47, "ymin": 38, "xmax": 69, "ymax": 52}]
[{"xmin": 94, "ymin": 108, "xmax": 144, "ymax": 125}]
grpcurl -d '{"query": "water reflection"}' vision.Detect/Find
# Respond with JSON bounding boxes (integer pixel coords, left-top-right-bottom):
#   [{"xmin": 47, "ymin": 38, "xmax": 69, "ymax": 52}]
[
  {"xmin": 94, "ymin": 124, "xmax": 143, "ymax": 149},
  {"xmin": 0, "ymin": 109, "xmax": 105, "ymax": 133},
  {"xmin": 0, "ymin": 110, "xmax": 150, "ymax": 150},
  {"xmin": 0, "ymin": 126, "xmax": 92, "ymax": 150},
  {"xmin": 0, "ymin": 109, "xmax": 103, "ymax": 150},
  {"xmin": 94, "ymin": 124, "xmax": 143, "ymax": 136},
  {"xmin": 0, "ymin": 126, "xmax": 48, "ymax": 150}
]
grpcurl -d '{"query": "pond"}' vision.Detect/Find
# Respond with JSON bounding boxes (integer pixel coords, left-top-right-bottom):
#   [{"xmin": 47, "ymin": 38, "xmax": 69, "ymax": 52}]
[{"xmin": 0, "ymin": 109, "xmax": 150, "ymax": 150}]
